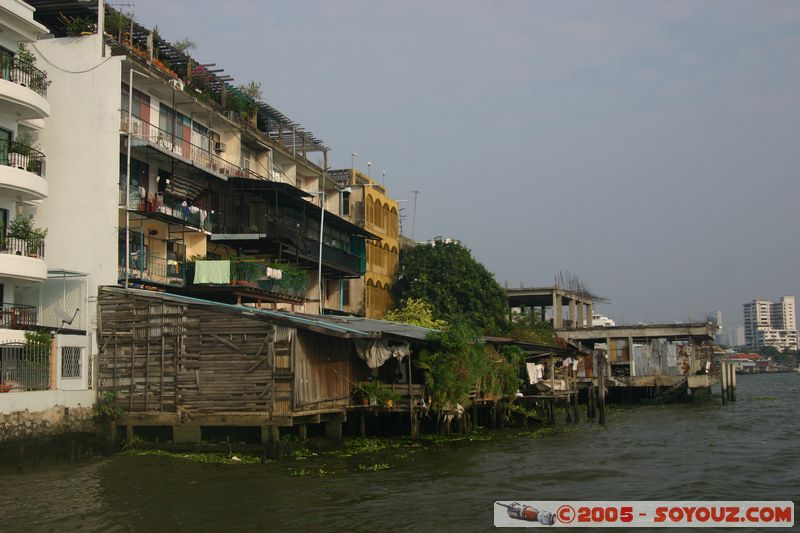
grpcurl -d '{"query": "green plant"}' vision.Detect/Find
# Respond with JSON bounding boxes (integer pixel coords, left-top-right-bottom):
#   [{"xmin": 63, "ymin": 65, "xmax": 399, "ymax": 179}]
[
  {"xmin": 355, "ymin": 380, "xmax": 399, "ymax": 406},
  {"xmin": 7, "ymin": 215, "xmax": 47, "ymax": 253},
  {"xmin": 385, "ymin": 298, "xmax": 446, "ymax": 329},
  {"xmin": 15, "ymin": 43, "xmax": 36, "ymax": 66},
  {"xmin": 392, "ymin": 240, "xmax": 509, "ymax": 334},
  {"xmin": 57, "ymin": 13, "xmax": 96, "ymax": 36},
  {"xmin": 95, "ymin": 392, "xmax": 123, "ymax": 421},
  {"xmin": 24, "ymin": 330, "xmax": 52, "ymax": 347}
]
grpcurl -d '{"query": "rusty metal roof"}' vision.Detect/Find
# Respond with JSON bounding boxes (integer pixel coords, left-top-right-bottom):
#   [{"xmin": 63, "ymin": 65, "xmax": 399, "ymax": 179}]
[{"xmin": 101, "ymin": 287, "xmax": 436, "ymax": 341}]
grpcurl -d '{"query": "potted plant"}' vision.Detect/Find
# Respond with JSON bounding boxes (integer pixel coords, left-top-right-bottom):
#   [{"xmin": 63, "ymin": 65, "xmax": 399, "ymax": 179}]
[
  {"xmin": 7, "ymin": 214, "xmax": 46, "ymax": 256},
  {"xmin": 356, "ymin": 380, "xmax": 400, "ymax": 408},
  {"xmin": 8, "ymin": 129, "xmax": 35, "ymax": 171}
]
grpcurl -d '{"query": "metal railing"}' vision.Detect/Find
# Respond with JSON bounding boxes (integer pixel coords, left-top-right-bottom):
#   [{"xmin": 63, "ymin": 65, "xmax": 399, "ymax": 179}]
[
  {"xmin": 187, "ymin": 260, "xmax": 309, "ymax": 299},
  {"xmin": 0, "ymin": 55, "xmax": 48, "ymax": 97},
  {"xmin": 0, "ymin": 341, "xmax": 50, "ymax": 392},
  {"xmin": 0, "ymin": 141, "xmax": 46, "ymax": 177},
  {"xmin": 0, "ymin": 303, "xmax": 38, "ymax": 329},
  {"xmin": 119, "ymin": 185, "xmax": 213, "ymax": 231},
  {"xmin": 122, "ymin": 114, "xmax": 249, "ymax": 179},
  {"xmin": 0, "ymin": 236, "xmax": 45, "ymax": 258},
  {"xmin": 119, "ymin": 252, "xmax": 186, "ymax": 286}
]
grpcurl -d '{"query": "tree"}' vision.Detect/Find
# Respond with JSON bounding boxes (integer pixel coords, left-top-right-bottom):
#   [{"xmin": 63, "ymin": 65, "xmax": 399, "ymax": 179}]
[
  {"xmin": 384, "ymin": 298, "xmax": 446, "ymax": 329},
  {"xmin": 236, "ymin": 80, "xmax": 263, "ymax": 102},
  {"xmin": 758, "ymin": 346, "xmax": 781, "ymax": 359},
  {"xmin": 173, "ymin": 38, "xmax": 197, "ymax": 53},
  {"xmin": 392, "ymin": 240, "xmax": 508, "ymax": 333}
]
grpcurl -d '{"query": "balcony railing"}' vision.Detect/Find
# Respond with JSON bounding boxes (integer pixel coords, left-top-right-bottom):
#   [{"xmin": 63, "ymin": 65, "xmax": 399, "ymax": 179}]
[
  {"xmin": 119, "ymin": 185, "xmax": 213, "ymax": 231},
  {"xmin": 119, "ymin": 252, "xmax": 186, "ymax": 286},
  {"xmin": 0, "ymin": 236, "xmax": 45, "ymax": 258},
  {"xmin": 122, "ymin": 114, "xmax": 248, "ymax": 180},
  {"xmin": 1, "ymin": 142, "xmax": 46, "ymax": 177},
  {"xmin": 321, "ymin": 242, "xmax": 362, "ymax": 274},
  {"xmin": 0, "ymin": 341, "xmax": 50, "ymax": 393},
  {"xmin": 0, "ymin": 303, "xmax": 38, "ymax": 330},
  {"xmin": 0, "ymin": 55, "xmax": 48, "ymax": 97},
  {"xmin": 188, "ymin": 260, "xmax": 309, "ymax": 300}
]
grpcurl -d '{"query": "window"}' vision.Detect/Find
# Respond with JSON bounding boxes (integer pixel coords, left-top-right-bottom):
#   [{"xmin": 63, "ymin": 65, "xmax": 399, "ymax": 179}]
[
  {"xmin": 341, "ymin": 191, "xmax": 350, "ymax": 216},
  {"xmin": 61, "ymin": 347, "xmax": 82, "ymax": 379},
  {"xmin": 341, "ymin": 280, "xmax": 350, "ymax": 306}
]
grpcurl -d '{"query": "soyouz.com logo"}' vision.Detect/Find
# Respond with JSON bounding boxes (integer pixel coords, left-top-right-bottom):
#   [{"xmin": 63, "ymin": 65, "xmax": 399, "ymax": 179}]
[{"xmin": 493, "ymin": 501, "xmax": 795, "ymax": 528}]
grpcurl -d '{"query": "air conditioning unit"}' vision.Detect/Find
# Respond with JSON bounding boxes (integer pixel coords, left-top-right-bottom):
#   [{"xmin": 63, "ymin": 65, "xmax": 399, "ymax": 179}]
[
  {"xmin": 169, "ymin": 78, "xmax": 184, "ymax": 91},
  {"xmin": 214, "ymin": 141, "xmax": 226, "ymax": 152}
]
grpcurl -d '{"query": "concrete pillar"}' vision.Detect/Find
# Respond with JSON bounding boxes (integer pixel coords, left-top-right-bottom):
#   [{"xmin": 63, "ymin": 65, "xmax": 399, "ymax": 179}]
[
  {"xmin": 576, "ymin": 303, "xmax": 584, "ymax": 329},
  {"xmin": 586, "ymin": 303, "xmax": 593, "ymax": 327},
  {"xmin": 173, "ymin": 424, "xmax": 201, "ymax": 443},
  {"xmin": 298, "ymin": 423, "xmax": 308, "ymax": 441},
  {"xmin": 552, "ymin": 291, "xmax": 563, "ymax": 329},
  {"xmin": 325, "ymin": 420, "xmax": 343, "ymax": 441},
  {"xmin": 541, "ymin": 306, "xmax": 546, "ymax": 321},
  {"xmin": 568, "ymin": 299, "xmax": 577, "ymax": 328},
  {"xmin": 267, "ymin": 425, "xmax": 280, "ymax": 443},
  {"xmin": 628, "ymin": 336, "xmax": 635, "ymax": 376}
]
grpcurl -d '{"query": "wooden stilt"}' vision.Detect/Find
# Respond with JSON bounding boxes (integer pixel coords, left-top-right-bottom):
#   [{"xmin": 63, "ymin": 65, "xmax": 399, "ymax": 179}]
[
  {"xmin": 721, "ymin": 361, "xmax": 728, "ymax": 405},
  {"xmin": 598, "ymin": 355, "xmax": 607, "ymax": 426}
]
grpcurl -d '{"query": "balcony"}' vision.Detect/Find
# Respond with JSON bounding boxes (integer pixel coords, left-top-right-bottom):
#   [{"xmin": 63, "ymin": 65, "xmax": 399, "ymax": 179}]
[
  {"xmin": 121, "ymin": 114, "xmax": 248, "ymax": 181},
  {"xmin": 0, "ymin": 142, "xmax": 47, "ymax": 200},
  {"xmin": 0, "ymin": 236, "xmax": 47, "ymax": 282},
  {"xmin": 119, "ymin": 185, "xmax": 212, "ymax": 232},
  {"xmin": 0, "ymin": 56, "xmax": 50, "ymax": 119},
  {"xmin": 0, "ymin": 303, "xmax": 38, "ymax": 330},
  {"xmin": 184, "ymin": 260, "xmax": 309, "ymax": 303},
  {"xmin": 118, "ymin": 252, "xmax": 185, "ymax": 287}
]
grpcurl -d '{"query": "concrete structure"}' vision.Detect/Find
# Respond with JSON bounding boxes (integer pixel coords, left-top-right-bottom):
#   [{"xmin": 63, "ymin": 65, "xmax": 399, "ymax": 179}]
[
  {"xmin": 327, "ymin": 168, "xmax": 400, "ymax": 318},
  {"xmin": 556, "ymin": 322, "xmax": 716, "ymax": 391},
  {"xmin": 26, "ymin": 3, "xmax": 373, "ymax": 363},
  {"xmin": 730, "ymin": 326, "xmax": 746, "ymax": 347},
  {"xmin": 0, "ymin": 1, "xmax": 93, "ymax": 430},
  {"xmin": 508, "ymin": 286, "xmax": 595, "ymax": 330},
  {"xmin": 743, "ymin": 296, "xmax": 798, "ymax": 351}
]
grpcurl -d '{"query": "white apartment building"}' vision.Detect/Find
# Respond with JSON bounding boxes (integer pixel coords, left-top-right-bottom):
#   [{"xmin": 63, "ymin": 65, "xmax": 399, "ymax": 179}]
[
  {"xmin": 0, "ymin": 0, "xmax": 92, "ymax": 418},
  {"xmin": 743, "ymin": 296, "xmax": 798, "ymax": 351}
]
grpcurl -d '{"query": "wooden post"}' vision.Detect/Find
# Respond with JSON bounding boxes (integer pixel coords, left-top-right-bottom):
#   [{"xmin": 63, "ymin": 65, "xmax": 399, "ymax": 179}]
[
  {"xmin": 472, "ymin": 402, "xmax": 478, "ymax": 431},
  {"xmin": 407, "ymin": 354, "xmax": 416, "ymax": 440},
  {"xmin": 359, "ymin": 410, "xmax": 366, "ymax": 437},
  {"xmin": 721, "ymin": 361, "xmax": 728, "ymax": 405},
  {"xmin": 730, "ymin": 364, "xmax": 737, "ymax": 402},
  {"xmin": 598, "ymin": 354, "xmax": 607, "ymax": 426}
]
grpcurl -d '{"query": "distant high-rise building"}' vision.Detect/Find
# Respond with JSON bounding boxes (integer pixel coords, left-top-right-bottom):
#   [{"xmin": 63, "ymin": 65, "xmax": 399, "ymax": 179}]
[
  {"xmin": 731, "ymin": 326, "xmax": 746, "ymax": 347},
  {"xmin": 743, "ymin": 296, "xmax": 798, "ymax": 351}
]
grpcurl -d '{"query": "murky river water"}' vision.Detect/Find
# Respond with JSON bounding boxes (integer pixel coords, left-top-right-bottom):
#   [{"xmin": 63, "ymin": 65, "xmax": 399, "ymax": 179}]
[{"xmin": 1, "ymin": 373, "xmax": 797, "ymax": 532}]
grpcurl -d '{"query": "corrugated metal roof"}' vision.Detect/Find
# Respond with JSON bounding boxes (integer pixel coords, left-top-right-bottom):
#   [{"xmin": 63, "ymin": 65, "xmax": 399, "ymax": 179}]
[{"xmin": 101, "ymin": 287, "xmax": 435, "ymax": 341}]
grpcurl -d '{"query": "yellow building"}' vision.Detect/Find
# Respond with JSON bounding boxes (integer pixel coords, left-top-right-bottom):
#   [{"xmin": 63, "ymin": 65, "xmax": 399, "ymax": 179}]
[{"xmin": 325, "ymin": 169, "xmax": 400, "ymax": 318}]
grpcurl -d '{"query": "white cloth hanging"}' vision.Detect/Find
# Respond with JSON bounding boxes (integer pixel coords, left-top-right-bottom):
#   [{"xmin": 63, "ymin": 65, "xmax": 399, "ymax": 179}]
[{"xmin": 355, "ymin": 339, "xmax": 411, "ymax": 368}]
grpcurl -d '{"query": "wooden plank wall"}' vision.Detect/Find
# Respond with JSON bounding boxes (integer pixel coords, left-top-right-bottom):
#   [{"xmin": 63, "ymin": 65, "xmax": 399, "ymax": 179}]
[
  {"xmin": 97, "ymin": 291, "xmax": 282, "ymax": 416},
  {"xmin": 294, "ymin": 330, "xmax": 361, "ymax": 410}
]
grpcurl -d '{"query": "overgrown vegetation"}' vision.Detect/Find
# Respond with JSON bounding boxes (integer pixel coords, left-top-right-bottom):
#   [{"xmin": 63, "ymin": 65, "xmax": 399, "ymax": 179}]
[
  {"xmin": 392, "ymin": 240, "xmax": 508, "ymax": 334},
  {"xmin": 94, "ymin": 392, "xmax": 123, "ymax": 421},
  {"xmin": 384, "ymin": 298, "xmax": 446, "ymax": 329},
  {"xmin": 504, "ymin": 310, "xmax": 557, "ymax": 345}
]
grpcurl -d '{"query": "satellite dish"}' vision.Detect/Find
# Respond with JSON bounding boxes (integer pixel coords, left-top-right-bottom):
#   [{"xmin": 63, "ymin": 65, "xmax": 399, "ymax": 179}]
[{"xmin": 55, "ymin": 306, "xmax": 79, "ymax": 327}]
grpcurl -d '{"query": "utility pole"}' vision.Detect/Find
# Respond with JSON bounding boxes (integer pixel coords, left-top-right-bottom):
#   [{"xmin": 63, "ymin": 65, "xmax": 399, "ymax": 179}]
[{"xmin": 411, "ymin": 190, "xmax": 419, "ymax": 241}]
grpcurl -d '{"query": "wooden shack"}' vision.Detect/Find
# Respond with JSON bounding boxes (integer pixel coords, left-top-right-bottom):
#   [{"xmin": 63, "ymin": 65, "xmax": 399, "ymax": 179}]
[{"xmin": 96, "ymin": 287, "xmax": 432, "ymax": 444}]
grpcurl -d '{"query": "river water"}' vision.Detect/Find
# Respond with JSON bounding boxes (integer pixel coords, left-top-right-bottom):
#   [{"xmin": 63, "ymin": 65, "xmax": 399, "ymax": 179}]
[{"xmin": 1, "ymin": 373, "xmax": 797, "ymax": 532}]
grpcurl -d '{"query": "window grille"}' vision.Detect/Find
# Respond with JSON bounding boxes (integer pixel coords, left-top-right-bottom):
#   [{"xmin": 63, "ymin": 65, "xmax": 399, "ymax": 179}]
[{"xmin": 61, "ymin": 346, "xmax": 82, "ymax": 378}]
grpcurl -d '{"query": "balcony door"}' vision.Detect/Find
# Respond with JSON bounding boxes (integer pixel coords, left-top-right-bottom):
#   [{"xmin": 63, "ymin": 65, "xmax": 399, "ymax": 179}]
[{"xmin": 0, "ymin": 128, "xmax": 10, "ymax": 166}]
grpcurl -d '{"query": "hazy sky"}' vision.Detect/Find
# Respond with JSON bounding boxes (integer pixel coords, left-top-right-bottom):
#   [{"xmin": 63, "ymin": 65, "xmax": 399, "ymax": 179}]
[{"xmin": 131, "ymin": 0, "xmax": 800, "ymax": 327}]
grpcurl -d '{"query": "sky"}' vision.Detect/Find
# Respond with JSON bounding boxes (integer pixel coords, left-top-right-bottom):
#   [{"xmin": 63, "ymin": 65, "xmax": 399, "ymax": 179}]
[{"xmin": 129, "ymin": 0, "xmax": 800, "ymax": 328}]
